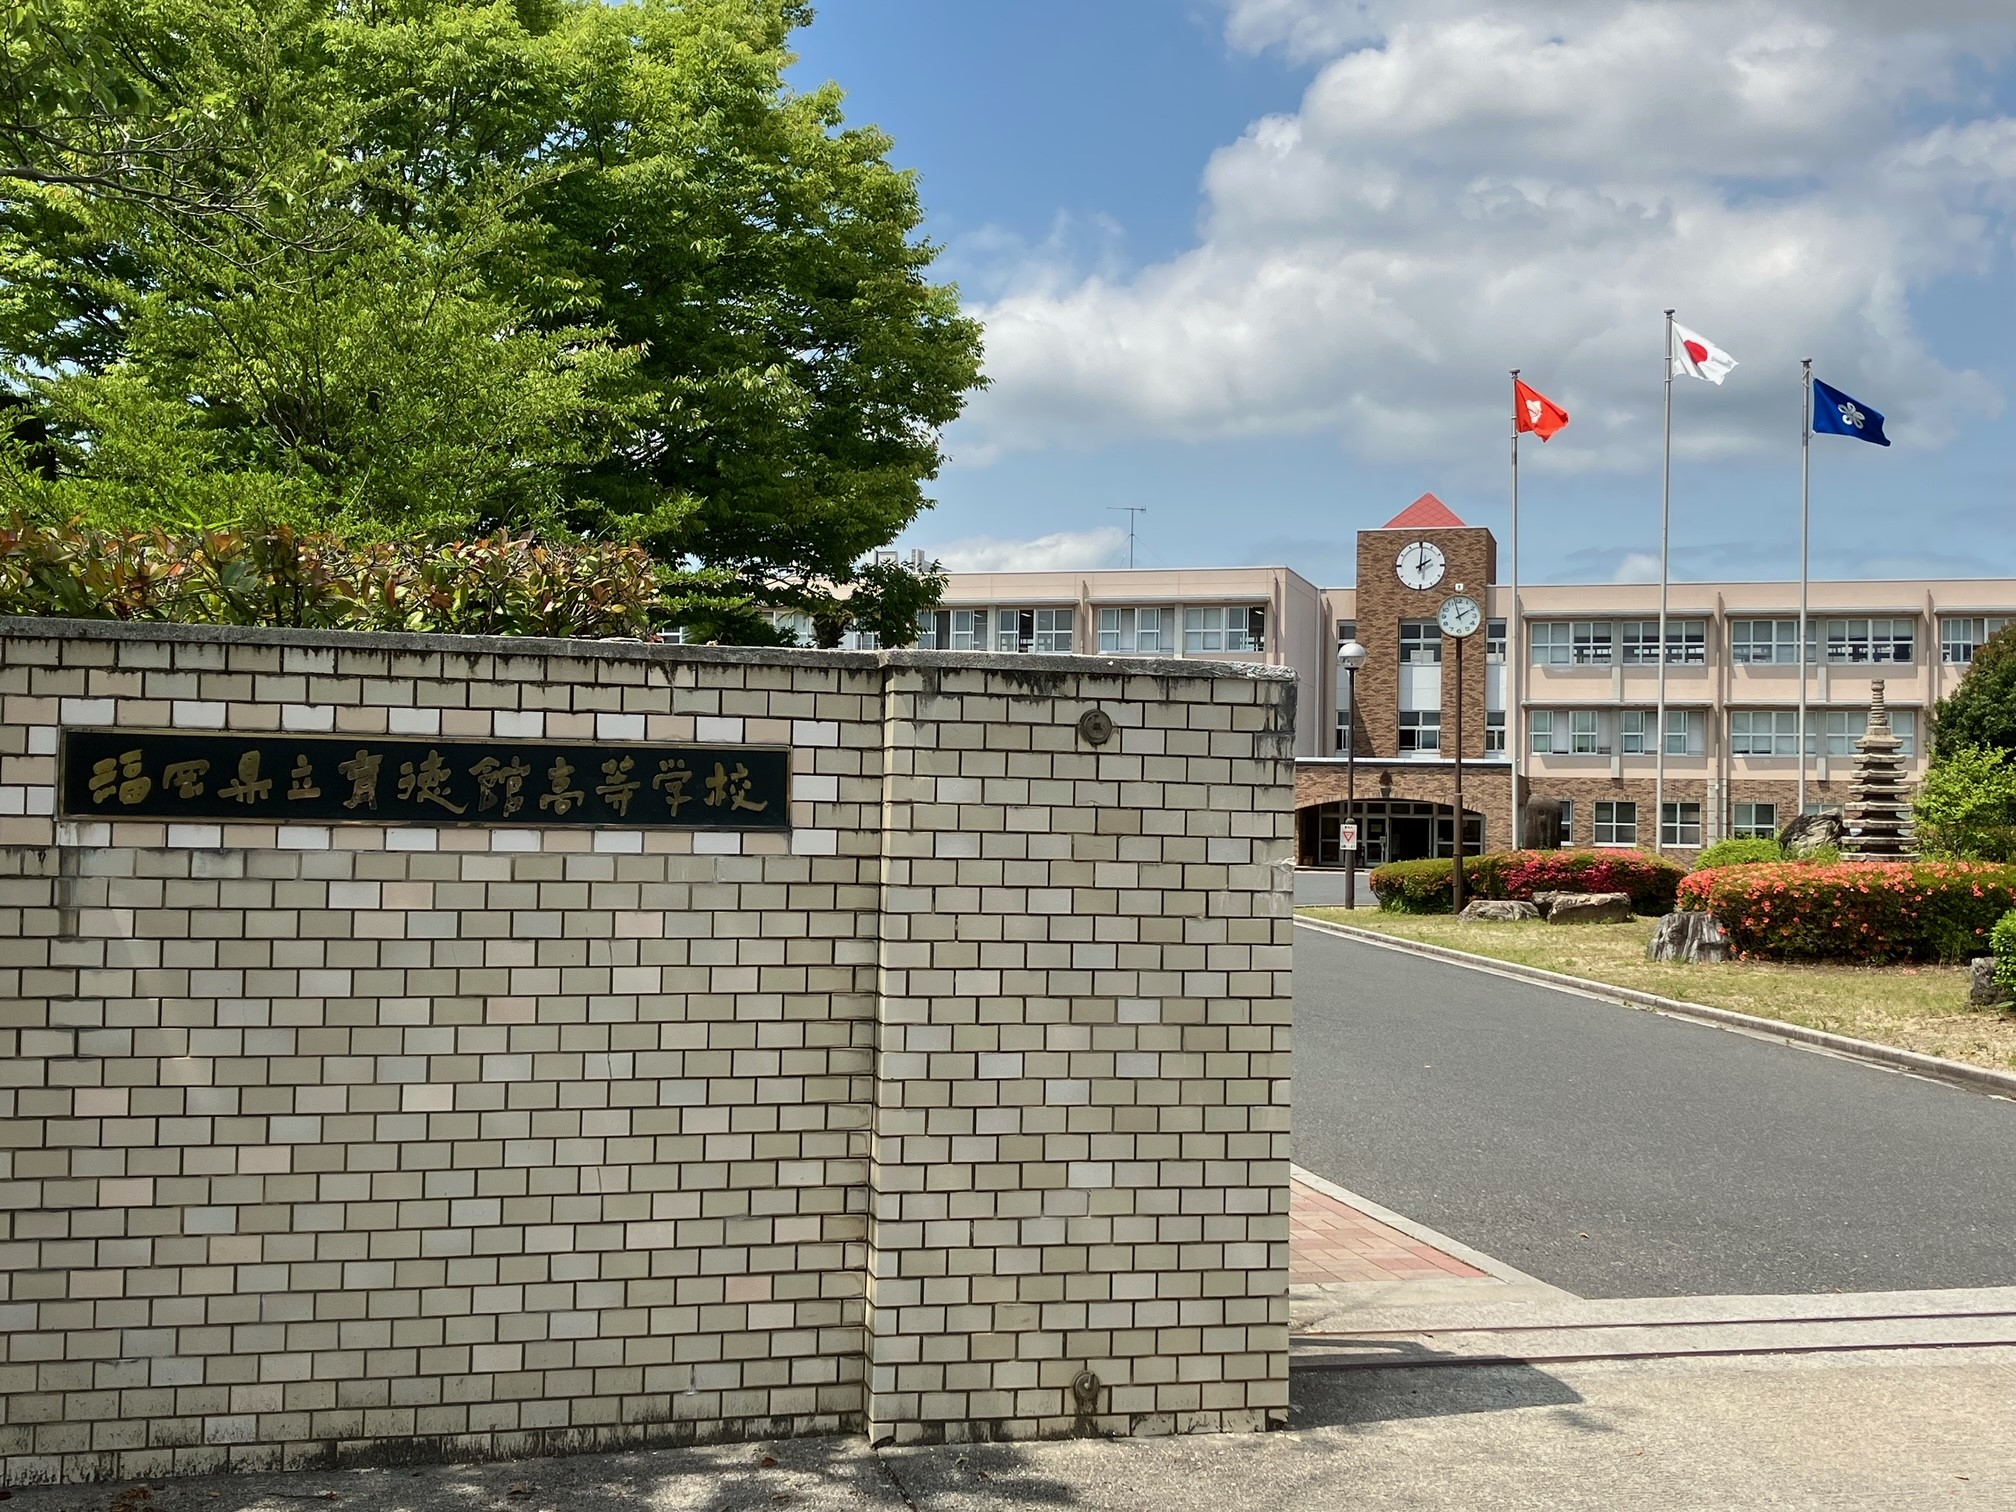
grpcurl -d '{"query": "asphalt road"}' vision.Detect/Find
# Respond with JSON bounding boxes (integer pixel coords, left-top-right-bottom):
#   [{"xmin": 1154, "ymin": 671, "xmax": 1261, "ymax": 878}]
[{"xmin": 1293, "ymin": 924, "xmax": 2016, "ymax": 1298}]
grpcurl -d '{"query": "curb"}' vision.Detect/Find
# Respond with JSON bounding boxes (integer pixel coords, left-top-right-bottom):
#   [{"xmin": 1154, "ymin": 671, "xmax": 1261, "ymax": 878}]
[
  {"xmin": 1293, "ymin": 914, "xmax": 2016, "ymax": 1103},
  {"xmin": 1289, "ymin": 1164, "xmax": 1569, "ymax": 1295}
]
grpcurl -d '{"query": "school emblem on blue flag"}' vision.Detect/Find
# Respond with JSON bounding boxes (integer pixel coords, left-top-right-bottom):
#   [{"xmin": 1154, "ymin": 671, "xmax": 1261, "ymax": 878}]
[{"xmin": 1812, "ymin": 378, "xmax": 1890, "ymax": 446}]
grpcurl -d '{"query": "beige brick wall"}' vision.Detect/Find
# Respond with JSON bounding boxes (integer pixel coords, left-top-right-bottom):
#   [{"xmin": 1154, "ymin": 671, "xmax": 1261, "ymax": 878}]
[{"xmin": 0, "ymin": 621, "xmax": 1293, "ymax": 1483}]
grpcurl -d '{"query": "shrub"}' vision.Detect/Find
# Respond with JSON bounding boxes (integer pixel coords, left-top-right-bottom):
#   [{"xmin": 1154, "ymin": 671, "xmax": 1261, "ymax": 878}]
[
  {"xmin": 1995, "ymin": 911, "xmax": 2016, "ymax": 998},
  {"xmin": 1678, "ymin": 861, "xmax": 2016, "ymax": 965},
  {"xmin": 1693, "ymin": 838, "xmax": 1784, "ymax": 870},
  {"xmin": 1368, "ymin": 848, "xmax": 1686, "ymax": 916},
  {"xmin": 0, "ymin": 515, "xmax": 662, "ymax": 638},
  {"xmin": 1915, "ymin": 746, "xmax": 2016, "ymax": 862}
]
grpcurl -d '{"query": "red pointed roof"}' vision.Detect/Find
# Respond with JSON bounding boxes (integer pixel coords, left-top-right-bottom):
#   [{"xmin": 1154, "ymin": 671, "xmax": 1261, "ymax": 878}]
[{"xmin": 1381, "ymin": 493, "xmax": 1468, "ymax": 530}]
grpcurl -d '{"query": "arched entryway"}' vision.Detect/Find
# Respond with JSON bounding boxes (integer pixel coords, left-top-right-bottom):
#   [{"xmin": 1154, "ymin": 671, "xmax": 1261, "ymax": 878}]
[{"xmin": 1299, "ymin": 799, "xmax": 1484, "ymax": 867}]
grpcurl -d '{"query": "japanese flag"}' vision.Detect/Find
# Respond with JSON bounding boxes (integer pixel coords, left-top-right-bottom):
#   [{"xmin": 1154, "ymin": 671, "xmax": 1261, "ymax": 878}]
[{"xmin": 1671, "ymin": 322, "xmax": 1737, "ymax": 385}]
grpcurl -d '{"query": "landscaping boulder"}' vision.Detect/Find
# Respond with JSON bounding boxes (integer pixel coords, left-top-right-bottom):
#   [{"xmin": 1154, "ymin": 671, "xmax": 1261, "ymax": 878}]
[
  {"xmin": 1970, "ymin": 957, "xmax": 2014, "ymax": 1008},
  {"xmin": 1530, "ymin": 890, "xmax": 1573, "ymax": 913},
  {"xmin": 1780, "ymin": 809, "xmax": 1845, "ymax": 859},
  {"xmin": 1546, "ymin": 891, "xmax": 1634, "ymax": 925},
  {"xmin": 1647, "ymin": 910, "xmax": 1730, "ymax": 964},
  {"xmin": 1460, "ymin": 899, "xmax": 1541, "ymax": 923}
]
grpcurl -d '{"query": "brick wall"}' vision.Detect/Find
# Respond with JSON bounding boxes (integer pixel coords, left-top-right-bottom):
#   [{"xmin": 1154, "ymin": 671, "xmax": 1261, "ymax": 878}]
[{"xmin": 0, "ymin": 621, "xmax": 1294, "ymax": 1483}]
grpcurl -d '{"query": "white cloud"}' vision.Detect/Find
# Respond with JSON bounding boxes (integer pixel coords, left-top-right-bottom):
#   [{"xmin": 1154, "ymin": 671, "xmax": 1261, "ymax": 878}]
[
  {"xmin": 1611, "ymin": 552, "xmax": 1662, "ymax": 584},
  {"xmin": 955, "ymin": 1, "xmax": 2013, "ymax": 472},
  {"xmin": 925, "ymin": 527, "xmax": 1127, "ymax": 573}
]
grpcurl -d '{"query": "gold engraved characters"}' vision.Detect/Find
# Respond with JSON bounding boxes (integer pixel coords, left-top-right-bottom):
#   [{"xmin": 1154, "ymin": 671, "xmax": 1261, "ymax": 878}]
[
  {"xmin": 397, "ymin": 750, "xmax": 466, "ymax": 815},
  {"xmin": 705, "ymin": 760, "xmax": 770, "ymax": 813},
  {"xmin": 337, "ymin": 749, "xmax": 382, "ymax": 811},
  {"xmin": 218, "ymin": 751, "xmax": 273, "ymax": 805},
  {"xmin": 161, "ymin": 759, "xmax": 210, "ymax": 798},
  {"xmin": 539, "ymin": 756, "xmax": 585, "ymax": 816},
  {"xmin": 88, "ymin": 749, "xmax": 152, "ymax": 805},
  {"xmin": 288, "ymin": 755, "xmax": 320, "ymax": 800},
  {"xmin": 469, "ymin": 755, "xmax": 531, "ymax": 816},
  {"xmin": 652, "ymin": 757, "xmax": 693, "ymax": 817},
  {"xmin": 596, "ymin": 755, "xmax": 640, "ymax": 818}
]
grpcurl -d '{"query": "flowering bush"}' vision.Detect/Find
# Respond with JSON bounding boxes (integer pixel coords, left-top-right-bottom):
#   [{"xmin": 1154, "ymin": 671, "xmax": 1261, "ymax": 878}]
[
  {"xmin": 1369, "ymin": 849, "xmax": 1686, "ymax": 915},
  {"xmin": 1679, "ymin": 861, "xmax": 2016, "ymax": 965}
]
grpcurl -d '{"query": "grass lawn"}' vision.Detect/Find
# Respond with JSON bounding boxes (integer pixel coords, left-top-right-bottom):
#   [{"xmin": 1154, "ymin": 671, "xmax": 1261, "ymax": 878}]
[{"xmin": 1301, "ymin": 909, "xmax": 2016, "ymax": 1075}]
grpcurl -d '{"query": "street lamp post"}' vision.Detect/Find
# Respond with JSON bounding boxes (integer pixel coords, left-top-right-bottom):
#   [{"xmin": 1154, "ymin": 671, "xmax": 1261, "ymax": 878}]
[{"xmin": 1337, "ymin": 639, "xmax": 1367, "ymax": 909}]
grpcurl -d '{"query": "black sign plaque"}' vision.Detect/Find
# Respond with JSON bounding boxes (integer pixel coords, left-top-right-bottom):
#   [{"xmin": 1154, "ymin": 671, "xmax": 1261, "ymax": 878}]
[{"xmin": 60, "ymin": 728, "xmax": 791, "ymax": 830}]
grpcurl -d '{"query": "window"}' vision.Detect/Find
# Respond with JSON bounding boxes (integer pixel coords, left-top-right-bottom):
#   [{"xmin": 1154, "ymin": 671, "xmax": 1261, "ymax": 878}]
[
  {"xmin": 1530, "ymin": 622, "xmax": 1573, "ymax": 666},
  {"xmin": 1336, "ymin": 619, "xmax": 1358, "ymax": 642},
  {"xmin": 1184, "ymin": 605, "xmax": 1265, "ymax": 653},
  {"xmin": 1486, "ymin": 710, "xmax": 1506, "ymax": 752},
  {"xmin": 1732, "ymin": 802, "xmax": 1778, "ymax": 840},
  {"xmin": 1099, "ymin": 606, "xmax": 1167, "ymax": 654},
  {"xmin": 1594, "ymin": 801, "xmax": 1638, "ymax": 846},
  {"xmin": 1620, "ymin": 620, "xmax": 1707, "ymax": 665},
  {"xmin": 850, "ymin": 629, "xmax": 882, "ymax": 651},
  {"xmin": 1570, "ymin": 709, "xmax": 1608, "ymax": 755},
  {"xmin": 1623, "ymin": 708, "xmax": 1706, "ymax": 755},
  {"xmin": 1529, "ymin": 710, "xmax": 1556, "ymax": 753},
  {"xmin": 1487, "ymin": 619, "xmax": 1508, "ymax": 659},
  {"xmin": 1399, "ymin": 619, "xmax": 1443, "ymax": 664},
  {"xmin": 1335, "ymin": 706, "xmax": 1353, "ymax": 754},
  {"xmin": 1730, "ymin": 710, "xmax": 1799, "ymax": 757},
  {"xmin": 1571, "ymin": 621, "xmax": 1615, "ymax": 665},
  {"xmin": 1811, "ymin": 617, "xmax": 1915, "ymax": 664},
  {"xmin": 1941, "ymin": 616, "xmax": 2013, "ymax": 665},
  {"xmin": 1730, "ymin": 619, "xmax": 1800, "ymax": 665},
  {"xmin": 767, "ymin": 610, "xmax": 814, "ymax": 646},
  {"xmin": 1557, "ymin": 799, "xmax": 1574, "ymax": 843},
  {"xmin": 1811, "ymin": 708, "xmax": 1917, "ymax": 758},
  {"xmin": 1398, "ymin": 710, "xmax": 1441, "ymax": 752},
  {"xmin": 993, "ymin": 608, "xmax": 1074, "ymax": 653},
  {"xmin": 1034, "ymin": 608, "xmax": 1073, "ymax": 653},
  {"xmin": 950, "ymin": 609, "xmax": 987, "ymax": 651},
  {"xmin": 1661, "ymin": 802, "xmax": 1703, "ymax": 847}
]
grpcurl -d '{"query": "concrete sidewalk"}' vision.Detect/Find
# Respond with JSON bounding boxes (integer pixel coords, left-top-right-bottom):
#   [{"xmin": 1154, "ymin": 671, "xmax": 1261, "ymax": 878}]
[{"xmin": 18, "ymin": 1341, "xmax": 2016, "ymax": 1509}]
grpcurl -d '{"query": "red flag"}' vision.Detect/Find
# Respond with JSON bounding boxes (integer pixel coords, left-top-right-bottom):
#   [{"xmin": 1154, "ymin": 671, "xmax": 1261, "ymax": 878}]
[{"xmin": 1514, "ymin": 379, "xmax": 1569, "ymax": 441}]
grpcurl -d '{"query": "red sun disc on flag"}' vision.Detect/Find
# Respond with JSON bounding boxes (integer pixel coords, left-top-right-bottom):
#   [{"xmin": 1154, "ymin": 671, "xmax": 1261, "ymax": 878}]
[{"xmin": 1684, "ymin": 340, "xmax": 1709, "ymax": 365}]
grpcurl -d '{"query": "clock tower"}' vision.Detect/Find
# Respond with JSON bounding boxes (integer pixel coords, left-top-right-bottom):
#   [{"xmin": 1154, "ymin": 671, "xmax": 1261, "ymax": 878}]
[{"xmin": 1351, "ymin": 493, "xmax": 1498, "ymax": 762}]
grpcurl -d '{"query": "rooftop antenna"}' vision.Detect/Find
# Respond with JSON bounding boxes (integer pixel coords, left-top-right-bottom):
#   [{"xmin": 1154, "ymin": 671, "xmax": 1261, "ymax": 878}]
[{"xmin": 1107, "ymin": 506, "xmax": 1147, "ymax": 569}]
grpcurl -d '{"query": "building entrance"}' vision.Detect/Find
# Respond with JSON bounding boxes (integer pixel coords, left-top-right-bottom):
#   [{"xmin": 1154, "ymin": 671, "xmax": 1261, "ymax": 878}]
[{"xmin": 1312, "ymin": 800, "xmax": 1484, "ymax": 867}]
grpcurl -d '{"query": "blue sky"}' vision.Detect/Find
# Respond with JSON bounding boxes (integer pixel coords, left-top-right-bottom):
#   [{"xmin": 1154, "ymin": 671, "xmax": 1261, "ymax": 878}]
[{"xmin": 792, "ymin": 1, "xmax": 2016, "ymax": 588}]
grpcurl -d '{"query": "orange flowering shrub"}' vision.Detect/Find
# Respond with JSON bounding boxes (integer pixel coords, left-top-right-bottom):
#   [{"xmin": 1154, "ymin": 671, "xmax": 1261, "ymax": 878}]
[{"xmin": 1678, "ymin": 861, "xmax": 2016, "ymax": 964}]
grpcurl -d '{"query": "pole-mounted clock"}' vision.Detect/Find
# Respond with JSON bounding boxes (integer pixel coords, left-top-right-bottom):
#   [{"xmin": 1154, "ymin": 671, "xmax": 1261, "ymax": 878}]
[
  {"xmin": 1437, "ymin": 594, "xmax": 1482, "ymax": 639},
  {"xmin": 1395, "ymin": 540, "xmax": 1446, "ymax": 590},
  {"xmin": 1438, "ymin": 591, "xmax": 1483, "ymax": 913}
]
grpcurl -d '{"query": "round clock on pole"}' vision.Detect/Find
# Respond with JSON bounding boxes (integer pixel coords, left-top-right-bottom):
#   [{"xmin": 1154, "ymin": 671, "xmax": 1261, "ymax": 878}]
[
  {"xmin": 1395, "ymin": 540, "xmax": 1447, "ymax": 590},
  {"xmin": 1437, "ymin": 594, "xmax": 1482, "ymax": 638}
]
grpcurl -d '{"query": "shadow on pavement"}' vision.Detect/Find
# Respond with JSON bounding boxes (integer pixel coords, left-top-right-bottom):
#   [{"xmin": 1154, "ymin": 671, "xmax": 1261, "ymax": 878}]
[{"xmin": 1290, "ymin": 1355, "xmax": 1585, "ymax": 1430}]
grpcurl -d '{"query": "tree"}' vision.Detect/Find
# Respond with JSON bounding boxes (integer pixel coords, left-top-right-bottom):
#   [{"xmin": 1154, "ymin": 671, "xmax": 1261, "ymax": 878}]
[
  {"xmin": 1914, "ymin": 745, "xmax": 2016, "ymax": 862},
  {"xmin": 1932, "ymin": 625, "xmax": 2016, "ymax": 760},
  {"xmin": 0, "ymin": 0, "xmax": 983, "ymax": 633}
]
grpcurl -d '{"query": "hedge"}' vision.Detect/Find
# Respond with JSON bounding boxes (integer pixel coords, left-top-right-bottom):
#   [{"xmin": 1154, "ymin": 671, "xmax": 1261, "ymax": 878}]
[
  {"xmin": 1368, "ymin": 849, "xmax": 1687, "ymax": 916},
  {"xmin": 1693, "ymin": 838, "xmax": 1782, "ymax": 870},
  {"xmin": 1992, "ymin": 911, "xmax": 2016, "ymax": 997},
  {"xmin": 0, "ymin": 516, "xmax": 662, "ymax": 638},
  {"xmin": 1678, "ymin": 861, "xmax": 2016, "ymax": 965}
]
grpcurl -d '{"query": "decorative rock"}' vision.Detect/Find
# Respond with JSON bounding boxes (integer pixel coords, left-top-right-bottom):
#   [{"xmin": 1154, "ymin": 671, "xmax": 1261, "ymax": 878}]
[
  {"xmin": 1460, "ymin": 899, "xmax": 1542, "ymax": 922},
  {"xmin": 1647, "ymin": 910, "xmax": 1730, "ymax": 964},
  {"xmin": 1530, "ymin": 890, "xmax": 1573, "ymax": 913},
  {"xmin": 1546, "ymin": 891, "xmax": 1634, "ymax": 926},
  {"xmin": 1970, "ymin": 957, "xmax": 2013, "ymax": 1009},
  {"xmin": 1779, "ymin": 810, "xmax": 1845, "ymax": 859}
]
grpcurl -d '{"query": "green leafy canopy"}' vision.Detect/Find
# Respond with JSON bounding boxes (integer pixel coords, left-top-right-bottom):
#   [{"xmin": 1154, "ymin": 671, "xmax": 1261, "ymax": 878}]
[{"xmin": 0, "ymin": 0, "xmax": 984, "ymax": 638}]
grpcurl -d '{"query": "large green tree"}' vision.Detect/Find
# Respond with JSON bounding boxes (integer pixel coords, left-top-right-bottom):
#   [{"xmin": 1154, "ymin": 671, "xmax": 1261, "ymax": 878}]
[
  {"xmin": 1932, "ymin": 625, "xmax": 2016, "ymax": 760},
  {"xmin": 0, "ymin": 0, "xmax": 981, "ymax": 636}
]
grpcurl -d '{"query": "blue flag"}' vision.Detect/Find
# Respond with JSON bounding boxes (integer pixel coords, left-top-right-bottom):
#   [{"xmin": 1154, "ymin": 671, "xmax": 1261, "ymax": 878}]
[{"xmin": 1812, "ymin": 378, "xmax": 1890, "ymax": 446}]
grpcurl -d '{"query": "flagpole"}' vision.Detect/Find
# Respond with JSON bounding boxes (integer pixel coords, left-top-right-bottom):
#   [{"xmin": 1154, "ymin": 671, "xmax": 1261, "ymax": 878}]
[
  {"xmin": 1656, "ymin": 310, "xmax": 1674, "ymax": 856},
  {"xmin": 1798, "ymin": 359, "xmax": 1812, "ymax": 823},
  {"xmin": 1510, "ymin": 368, "xmax": 1523, "ymax": 851}
]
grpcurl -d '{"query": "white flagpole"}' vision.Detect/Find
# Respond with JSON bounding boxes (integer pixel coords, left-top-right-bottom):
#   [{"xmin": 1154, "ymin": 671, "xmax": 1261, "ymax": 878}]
[
  {"xmin": 1656, "ymin": 310, "xmax": 1674, "ymax": 855},
  {"xmin": 1798, "ymin": 359, "xmax": 1812, "ymax": 822},
  {"xmin": 1510, "ymin": 368, "xmax": 1523, "ymax": 850}
]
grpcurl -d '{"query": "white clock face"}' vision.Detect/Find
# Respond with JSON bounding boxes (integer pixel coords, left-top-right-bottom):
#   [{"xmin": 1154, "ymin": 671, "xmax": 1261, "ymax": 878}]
[
  {"xmin": 1438, "ymin": 595, "xmax": 1482, "ymax": 638},
  {"xmin": 1396, "ymin": 540, "xmax": 1447, "ymax": 590}
]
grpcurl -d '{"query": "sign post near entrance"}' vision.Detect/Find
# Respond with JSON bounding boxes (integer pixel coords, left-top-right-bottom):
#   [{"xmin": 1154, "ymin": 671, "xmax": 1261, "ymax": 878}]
[
  {"xmin": 1439, "ymin": 593, "xmax": 1483, "ymax": 913},
  {"xmin": 1337, "ymin": 638, "xmax": 1368, "ymax": 908}
]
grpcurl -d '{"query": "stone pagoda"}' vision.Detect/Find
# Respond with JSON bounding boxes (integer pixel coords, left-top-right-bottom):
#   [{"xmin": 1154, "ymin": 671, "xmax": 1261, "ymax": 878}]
[{"xmin": 1839, "ymin": 679, "xmax": 1919, "ymax": 862}]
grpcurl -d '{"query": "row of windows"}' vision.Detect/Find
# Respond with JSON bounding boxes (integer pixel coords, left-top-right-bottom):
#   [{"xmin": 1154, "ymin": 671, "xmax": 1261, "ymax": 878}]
[
  {"xmin": 1531, "ymin": 707, "xmax": 1914, "ymax": 757},
  {"xmin": 1547, "ymin": 799, "xmax": 1789, "ymax": 848},
  {"xmin": 1388, "ymin": 619, "xmax": 1509, "ymax": 664},
  {"xmin": 911, "ymin": 605, "xmax": 1269, "ymax": 656},
  {"xmin": 1389, "ymin": 709, "xmax": 1507, "ymax": 753},
  {"xmin": 1528, "ymin": 616, "xmax": 2012, "ymax": 667}
]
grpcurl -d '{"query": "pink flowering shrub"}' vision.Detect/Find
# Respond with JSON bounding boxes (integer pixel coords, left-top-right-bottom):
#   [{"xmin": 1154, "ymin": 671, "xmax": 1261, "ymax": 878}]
[
  {"xmin": 1369, "ymin": 849, "xmax": 1686, "ymax": 915},
  {"xmin": 1678, "ymin": 861, "xmax": 2016, "ymax": 964}
]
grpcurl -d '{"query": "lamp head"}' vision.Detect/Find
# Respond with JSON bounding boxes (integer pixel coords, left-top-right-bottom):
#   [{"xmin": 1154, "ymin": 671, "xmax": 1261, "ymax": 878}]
[{"xmin": 1337, "ymin": 639, "xmax": 1368, "ymax": 670}]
